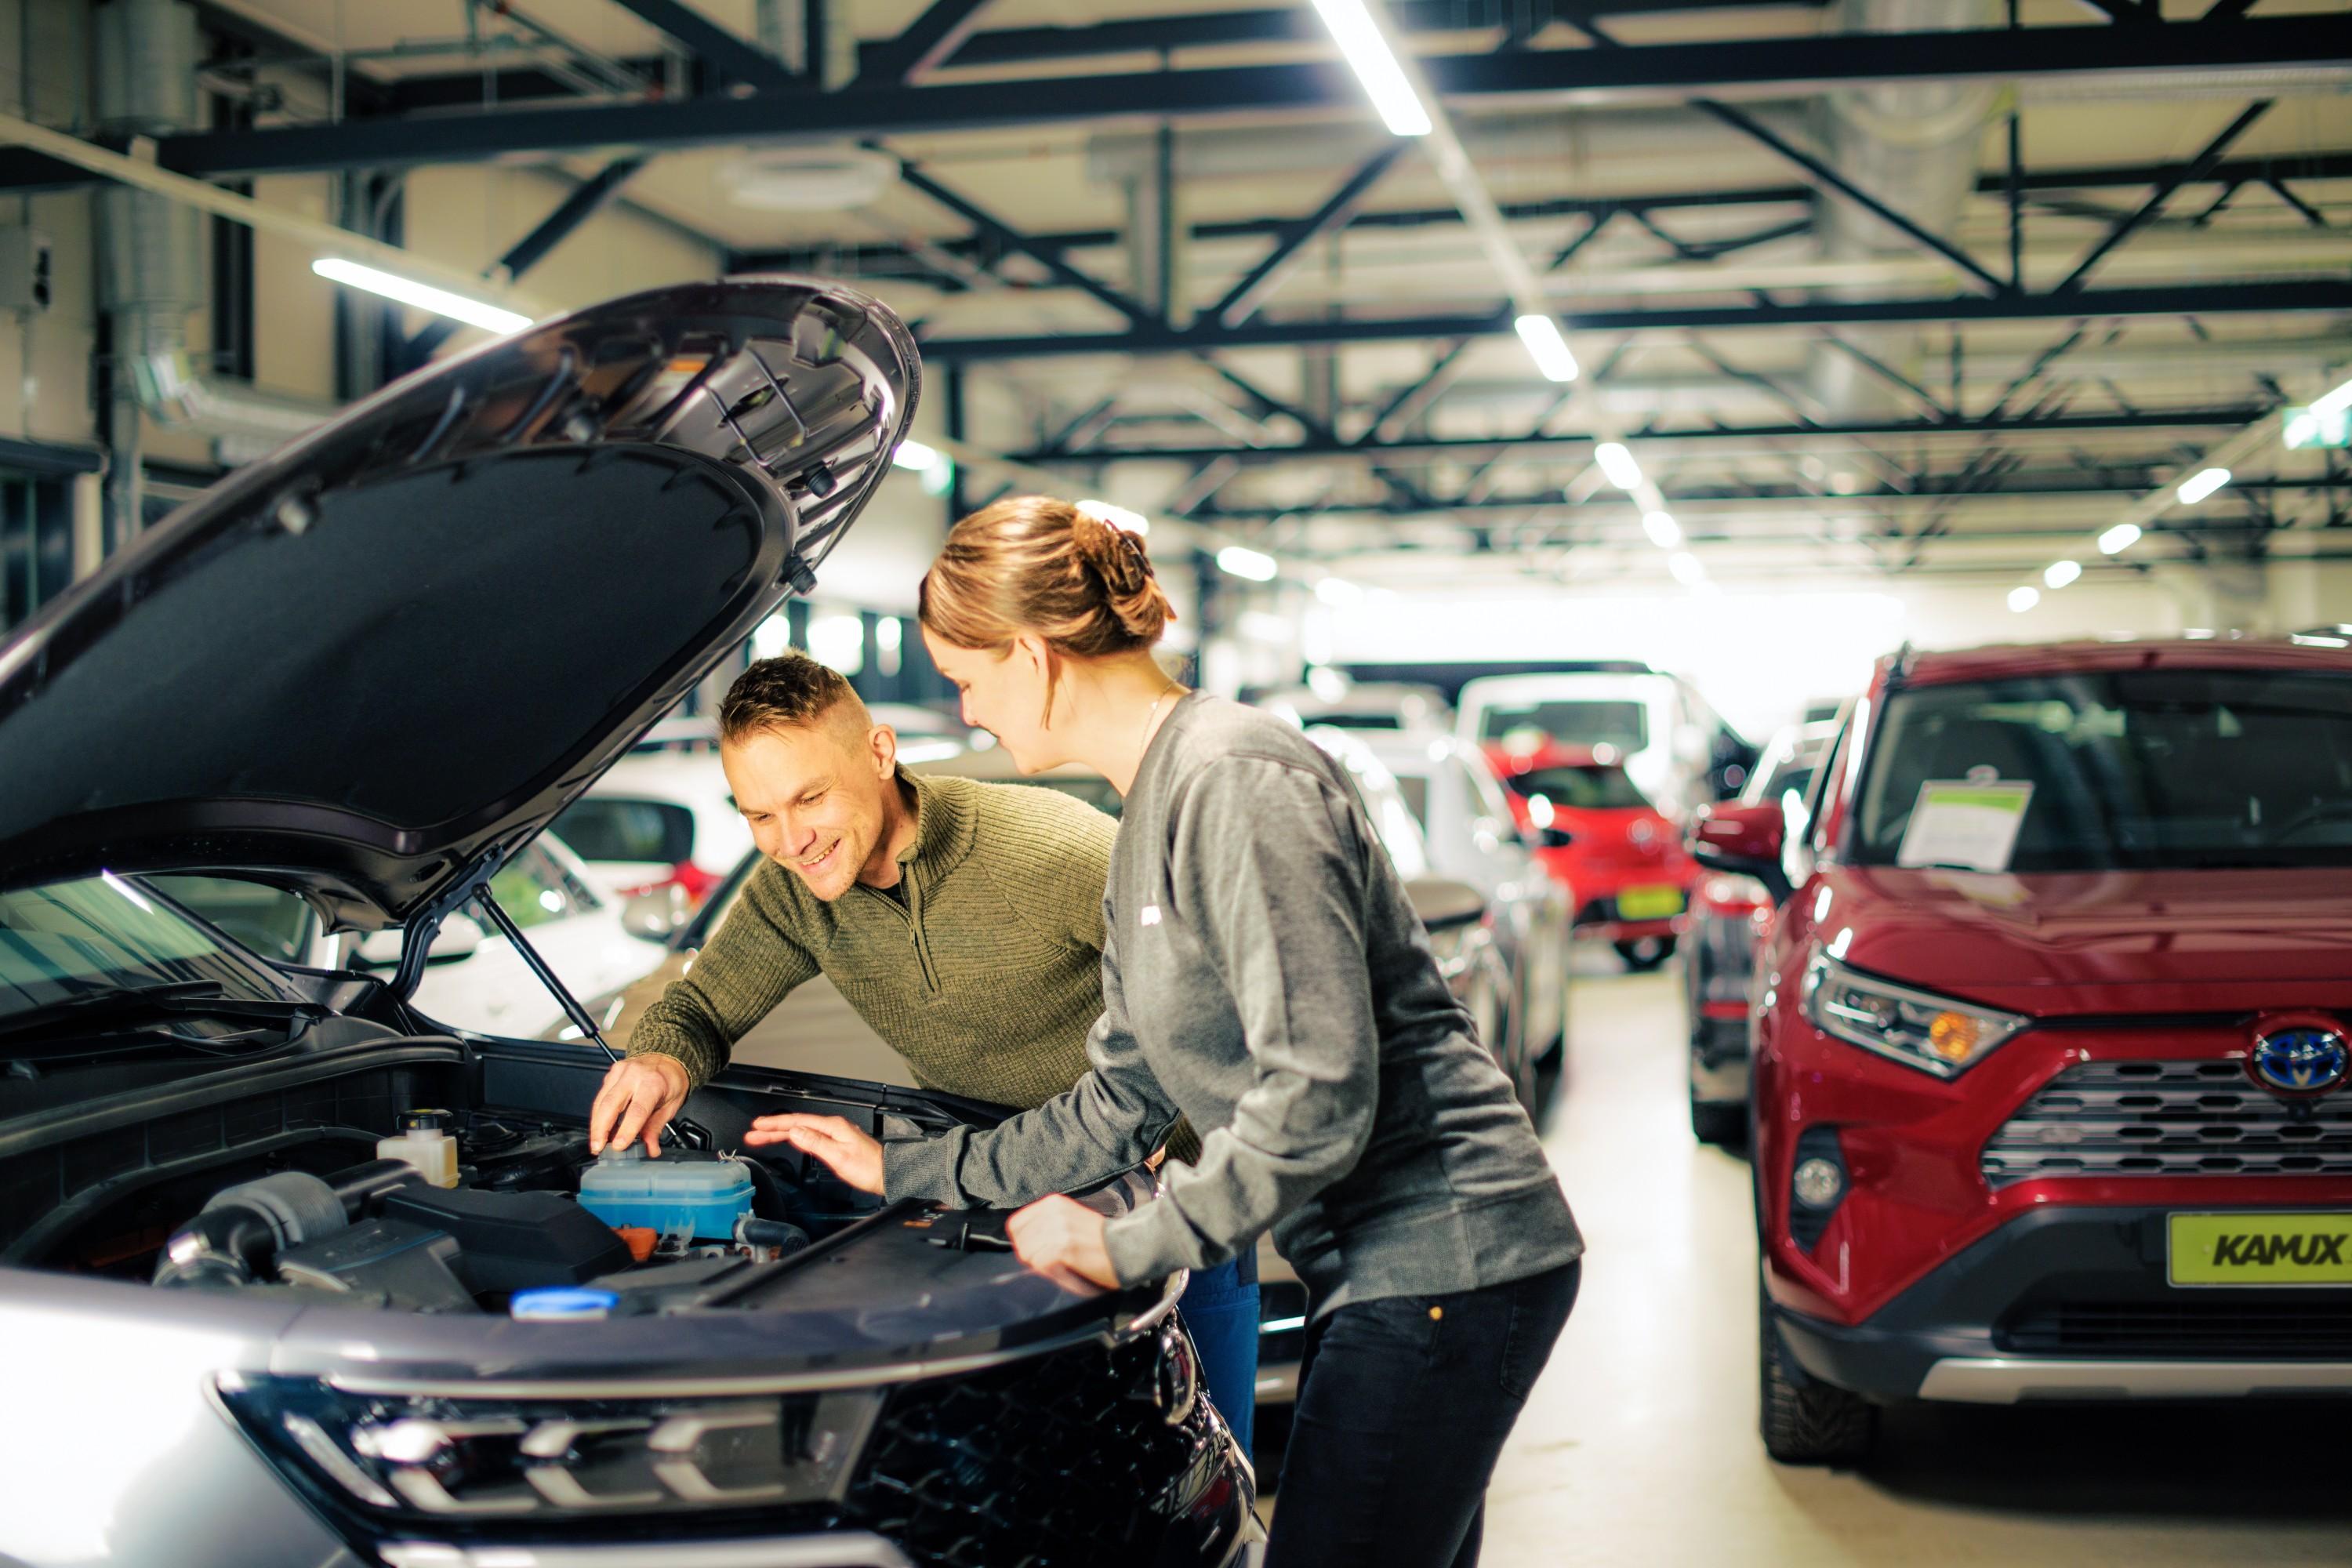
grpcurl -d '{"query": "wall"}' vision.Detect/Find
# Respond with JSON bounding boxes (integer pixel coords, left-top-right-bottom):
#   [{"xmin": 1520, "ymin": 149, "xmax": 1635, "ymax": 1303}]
[{"xmin": 0, "ymin": 0, "xmax": 97, "ymax": 452}]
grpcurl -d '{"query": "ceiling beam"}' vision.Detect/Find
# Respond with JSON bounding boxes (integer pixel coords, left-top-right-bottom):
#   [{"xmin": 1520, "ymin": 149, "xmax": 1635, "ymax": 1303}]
[
  {"xmin": 50, "ymin": 16, "xmax": 2347, "ymax": 184},
  {"xmin": 604, "ymin": 1, "xmax": 798, "ymax": 92},
  {"xmin": 1011, "ymin": 408, "xmax": 2272, "ymax": 466},
  {"xmin": 917, "ymin": 280, "xmax": 2352, "ymax": 361}
]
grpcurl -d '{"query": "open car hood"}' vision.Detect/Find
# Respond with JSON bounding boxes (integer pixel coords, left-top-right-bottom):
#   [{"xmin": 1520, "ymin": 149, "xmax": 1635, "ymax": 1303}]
[{"xmin": 0, "ymin": 278, "xmax": 916, "ymax": 929}]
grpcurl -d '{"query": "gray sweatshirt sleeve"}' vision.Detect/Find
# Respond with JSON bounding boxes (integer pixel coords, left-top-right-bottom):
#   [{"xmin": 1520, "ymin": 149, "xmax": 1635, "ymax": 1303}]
[
  {"xmin": 1101, "ymin": 754, "xmax": 1380, "ymax": 1285},
  {"xmin": 882, "ymin": 905, "xmax": 1183, "ymax": 1207}
]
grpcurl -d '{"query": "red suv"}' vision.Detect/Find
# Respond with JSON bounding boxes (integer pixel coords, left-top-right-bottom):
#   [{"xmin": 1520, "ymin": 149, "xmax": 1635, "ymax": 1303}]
[
  {"xmin": 1486, "ymin": 741, "xmax": 1697, "ymax": 971},
  {"xmin": 1696, "ymin": 639, "xmax": 2352, "ymax": 1465}
]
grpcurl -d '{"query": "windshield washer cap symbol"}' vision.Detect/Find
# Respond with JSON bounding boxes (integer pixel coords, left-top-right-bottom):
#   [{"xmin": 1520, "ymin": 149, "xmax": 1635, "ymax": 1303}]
[{"xmin": 2250, "ymin": 1021, "xmax": 2350, "ymax": 1096}]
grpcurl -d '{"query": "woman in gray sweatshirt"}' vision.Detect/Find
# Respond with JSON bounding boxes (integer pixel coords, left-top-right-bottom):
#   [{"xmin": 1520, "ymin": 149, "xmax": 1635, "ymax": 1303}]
[{"xmin": 750, "ymin": 495, "xmax": 1583, "ymax": 1566}]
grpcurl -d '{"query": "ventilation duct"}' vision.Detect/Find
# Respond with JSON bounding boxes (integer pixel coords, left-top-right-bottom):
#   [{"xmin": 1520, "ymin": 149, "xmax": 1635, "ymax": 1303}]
[
  {"xmin": 96, "ymin": 0, "xmax": 332, "ymax": 525},
  {"xmin": 1804, "ymin": 0, "xmax": 2002, "ymax": 426}
]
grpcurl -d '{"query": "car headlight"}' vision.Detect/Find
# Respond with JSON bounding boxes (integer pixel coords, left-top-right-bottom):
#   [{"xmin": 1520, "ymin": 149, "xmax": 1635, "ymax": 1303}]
[{"xmin": 1800, "ymin": 952, "xmax": 2026, "ymax": 1078}]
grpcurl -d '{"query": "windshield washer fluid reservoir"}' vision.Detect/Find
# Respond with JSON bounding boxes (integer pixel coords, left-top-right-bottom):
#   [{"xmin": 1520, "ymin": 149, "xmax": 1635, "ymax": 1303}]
[{"xmin": 578, "ymin": 1149, "xmax": 754, "ymax": 1239}]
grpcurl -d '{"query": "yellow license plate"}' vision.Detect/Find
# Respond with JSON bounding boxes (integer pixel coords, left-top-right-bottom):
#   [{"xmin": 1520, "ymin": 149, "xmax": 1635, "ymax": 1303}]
[
  {"xmin": 1617, "ymin": 885, "xmax": 1684, "ymax": 920},
  {"xmin": 2169, "ymin": 1213, "xmax": 2352, "ymax": 1287}
]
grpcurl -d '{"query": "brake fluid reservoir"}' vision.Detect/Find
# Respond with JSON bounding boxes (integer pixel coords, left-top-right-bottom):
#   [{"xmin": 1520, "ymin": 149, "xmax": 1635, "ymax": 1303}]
[
  {"xmin": 577, "ymin": 1148, "xmax": 754, "ymax": 1239},
  {"xmin": 376, "ymin": 1109, "xmax": 460, "ymax": 1188}
]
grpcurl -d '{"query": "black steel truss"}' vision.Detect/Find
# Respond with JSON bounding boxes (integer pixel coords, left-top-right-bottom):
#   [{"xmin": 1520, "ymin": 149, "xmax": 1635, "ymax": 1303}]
[
  {"xmin": 1008, "ymin": 408, "xmax": 2273, "ymax": 468},
  {"xmin": 1, "ymin": 14, "xmax": 2336, "ymax": 188},
  {"xmin": 916, "ymin": 281, "xmax": 2351, "ymax": 361}
]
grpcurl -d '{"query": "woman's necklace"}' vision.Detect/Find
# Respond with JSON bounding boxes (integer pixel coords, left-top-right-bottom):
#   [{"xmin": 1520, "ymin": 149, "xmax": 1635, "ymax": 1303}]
[{"xmin": 1139, "ymin": 682, "xmax": 1185, "ymax": 764}]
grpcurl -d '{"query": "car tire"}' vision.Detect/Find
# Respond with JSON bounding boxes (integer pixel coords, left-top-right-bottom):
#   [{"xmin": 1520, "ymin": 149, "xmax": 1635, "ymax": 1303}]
[
  {"xmin": 1758, "ymin": 1284, "xmax": 1875, "ymax": 1466},
  {"xmin": 1614, "ymin": 935, "xmax": 1676, "ymax": 971},
  {"xmin": 1690, "ymin": 1098, "xmax": 1745, "ymax": 1148}
]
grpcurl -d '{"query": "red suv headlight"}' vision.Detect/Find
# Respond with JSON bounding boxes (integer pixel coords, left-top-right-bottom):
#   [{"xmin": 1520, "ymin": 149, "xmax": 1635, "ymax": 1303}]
[{"xmin": 1800, "ymin": 951, "xmax": 2028, "ymax": 1078}]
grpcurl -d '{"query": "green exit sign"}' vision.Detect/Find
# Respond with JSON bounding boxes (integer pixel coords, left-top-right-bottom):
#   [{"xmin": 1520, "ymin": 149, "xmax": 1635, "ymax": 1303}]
[{"xmin": 2284, "ymin": 405, "xmax": 2351, "ymax": 450}]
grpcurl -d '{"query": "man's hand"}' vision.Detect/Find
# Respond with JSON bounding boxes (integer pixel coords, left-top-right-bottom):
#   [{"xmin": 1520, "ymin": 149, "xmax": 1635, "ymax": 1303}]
[
  {"xmin": 746, "ymin": 1112, "xmax": 884, "ymax": 1194},
  {"xmin": 1006, "ymin": 1193, "xmax": 1119, "ymax": 1292},
  {"xmin": 587, "ymin": 1053, "xmax": 691, "ymax": 1157}
]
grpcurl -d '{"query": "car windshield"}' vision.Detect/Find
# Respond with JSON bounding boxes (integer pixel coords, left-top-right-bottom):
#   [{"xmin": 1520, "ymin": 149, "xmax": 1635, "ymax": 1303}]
[
  {"xmin": 1479, "ymin": 699, "xmax": 1648, "ymax": 751},
  {"xmin": 1508, "ymin": 764, "xmax": 1652, "ymax": 811},
  {"xmin": 1852, "ymin": 669, "xmax": 2352, "ymax": 870},
  {"xmin": 0, "ymin": 874, "xmax": 293, "ymax": 1021}
]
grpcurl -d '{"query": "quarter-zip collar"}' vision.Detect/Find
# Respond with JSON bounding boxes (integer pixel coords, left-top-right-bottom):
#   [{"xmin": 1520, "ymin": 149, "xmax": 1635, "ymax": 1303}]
[{"xmin": 894, "ymin": 768, "xmax": 978, "ymax": 880}]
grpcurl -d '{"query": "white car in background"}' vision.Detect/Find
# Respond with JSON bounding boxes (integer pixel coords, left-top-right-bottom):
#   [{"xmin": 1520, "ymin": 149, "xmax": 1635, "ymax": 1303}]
[
  {"xmin": 1457, "ymin": 670, "xmax": 1740, "ymax": 818},
  {"xmin": 551, "ymin": 749, "xmax": 753, "ymax": 915},
  {"xmin": 1260, "ymin": 681, "xmax": 1452, "ymax": 734},
  {"xmin": 147, "ymin": 833, "xmax": 670, "ymax": 1042}
]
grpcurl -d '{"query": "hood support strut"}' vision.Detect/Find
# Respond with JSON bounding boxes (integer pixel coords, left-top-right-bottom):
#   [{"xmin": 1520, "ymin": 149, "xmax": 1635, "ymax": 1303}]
[{"xmin": 390, "ymin": 856, "xmax": 706, "ymax": 1152}]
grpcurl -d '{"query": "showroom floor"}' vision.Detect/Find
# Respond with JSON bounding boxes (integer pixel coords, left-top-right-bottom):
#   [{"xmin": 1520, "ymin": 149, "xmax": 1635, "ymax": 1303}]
[{"xmin": 1485, "ymin": 956, "xmax": 2352, "ymax": 1567}]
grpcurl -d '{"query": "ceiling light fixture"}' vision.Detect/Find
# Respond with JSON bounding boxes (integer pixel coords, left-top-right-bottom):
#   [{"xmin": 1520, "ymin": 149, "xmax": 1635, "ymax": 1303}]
[
  {"xmin": 2309, "ymin": 373, "xmax": 2352, "ymax": 423},
  {"xmin": 1594, "ymin": 441, "xmax": 1642, "ymax": 491},
  {"xmin": 1642, "ymin": 510, "xmax": 1681, "ymax": 548},
  {"xmin": 311, "ymin": 258, "xmax": 530, "ymax": 335},
  {"xmin": 1512, "ymin": 314, "xmax": 1581, "ymax": 383},
  {"xmin": 1308, "ymin": 0, "xmax": 1432, "ymax": 136},
  {"xmin": 2008, "ymin": 586, "xmax": 2040, "ymax": 613},
  {"xmin": 1315, "ymin": 576, "xmax": 1365, "ymax": 607},
  {"xmin": 1217, "ymin": 545, "xmax": 1279, "ymax": 582},
  {"xmin": 2176, "ymin": 466, "xmax": 2232, "ymax": 506},
  {"xmin": 1668, "ymin": 550, "xmax": 1704, "ymax": 586},
  {"xmin": 2044, "ymin": 560, "xmax": 2082, "ymax": 590},
  {"xmin": 2097, "ymin": 522, "xmax": 2142, "ymax": 555},
  {"xmin": 892, "ymin": 440, "xmax": 941, "ymax": 472}
]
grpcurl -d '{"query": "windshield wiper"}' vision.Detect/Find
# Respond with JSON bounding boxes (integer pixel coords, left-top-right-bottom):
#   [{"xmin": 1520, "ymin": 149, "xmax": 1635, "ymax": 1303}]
[{"xmin": 0, "ymin": 980, "xmax": 318, "ymax": 1041}]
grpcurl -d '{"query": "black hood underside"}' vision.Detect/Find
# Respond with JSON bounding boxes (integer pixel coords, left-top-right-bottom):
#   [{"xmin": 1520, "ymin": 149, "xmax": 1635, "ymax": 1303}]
[{"xmin": 0, "ymin": 278, "xmax": 918, "ymax": 930}]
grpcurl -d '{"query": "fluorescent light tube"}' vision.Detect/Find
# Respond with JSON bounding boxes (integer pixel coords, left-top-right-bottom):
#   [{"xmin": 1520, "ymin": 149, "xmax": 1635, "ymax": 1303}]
[
  {"xmin": 1594, "ymin": 441, "xmax": 1642, "ymax": 491},
  {"xmin": 2043, "ymin": 560, "xmax": 2082, "ymax": 590},
  {"xmin": 2097, "ymin": 522, "xmax": 2141, "ymax": 555},
  {"xmin": 311, "ymin": 257, "xmax": 530, "ymax": 334},
  {"xmin": 893, "ymin": 440, "xmax": 941, "ymax": 471},
  {"xmin": 1217, "ymin": 545, "xmax": 1279, "ymax": 582},
  {"xmin": 1315, "ymin": 576, "xmax": 1364, "ymax": 607},
  {"xmin": 1512, "ymin": 314, "xmax": 1580, "ymax": 383},
  {"xmin": 2310, "ymin": 374, "xmax": 2352, "ymax": 422},
  {"xmin": 1642, "ymin": 510, "xmax": 1680, "ymax": 548},
  {"xmin": 2176, "ymin": 466, "xmax": 2231, "ymax": 505},
  {"xmin": 2008, "ymin": 586, "xmax": 2040, "ymax": 613},
  {"xmin": 1310, "ymin": 0, "xmax": 1432, "ymax": 137},
  {"xmin": 1668, "ymin": 550, "xmax": 1704, "ymax": 586}
]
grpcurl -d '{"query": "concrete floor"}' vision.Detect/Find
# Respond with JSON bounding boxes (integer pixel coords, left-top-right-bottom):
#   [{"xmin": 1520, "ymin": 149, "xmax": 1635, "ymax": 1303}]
[{"xmin": 1483, "ymin": 956, "xmax": 2352, "ymax": 1567}]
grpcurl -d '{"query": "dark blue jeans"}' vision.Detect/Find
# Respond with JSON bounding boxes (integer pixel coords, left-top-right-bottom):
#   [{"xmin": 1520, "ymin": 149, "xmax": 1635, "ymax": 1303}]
[
  {"xmin": 1178, "ymin": 1247, "xmax": 1259, "ymax": 1456},
  {"xmin": 1269, "ymin": 1260, "xmax": 1580, "ymax": 1568}
]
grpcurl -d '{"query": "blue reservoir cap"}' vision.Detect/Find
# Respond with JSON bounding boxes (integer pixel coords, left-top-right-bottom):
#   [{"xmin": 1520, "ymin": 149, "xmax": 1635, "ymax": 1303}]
[{"xmin": 510, "ymin": 1287, "xmax": 620, "ymax": 1321}]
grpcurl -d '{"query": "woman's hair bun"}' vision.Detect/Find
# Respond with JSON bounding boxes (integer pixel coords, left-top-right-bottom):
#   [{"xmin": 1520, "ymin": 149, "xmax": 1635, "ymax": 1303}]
[{"xmin": 921, "ymin": 494, "xmax": 1176, "ymax": 657}]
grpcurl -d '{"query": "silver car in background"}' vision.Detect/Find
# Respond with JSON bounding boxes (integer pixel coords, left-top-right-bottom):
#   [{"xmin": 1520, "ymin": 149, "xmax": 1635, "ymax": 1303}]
[{"xmin": 1346, "ymin": 729, "xmax": 1573, "ymax": 1083}]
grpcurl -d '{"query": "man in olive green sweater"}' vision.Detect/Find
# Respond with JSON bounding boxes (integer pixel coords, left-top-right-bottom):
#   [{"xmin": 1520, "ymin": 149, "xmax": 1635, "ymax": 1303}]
[{"xmin": 583, "ymin": 652, "xmax": 1251, "ymax": 1446}]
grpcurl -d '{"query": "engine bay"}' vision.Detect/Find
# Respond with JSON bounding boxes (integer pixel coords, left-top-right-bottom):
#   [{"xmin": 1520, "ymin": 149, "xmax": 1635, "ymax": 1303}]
[{"xmin": 136, "ymin": 1106, "xmax": 935, "ymax": 1315}]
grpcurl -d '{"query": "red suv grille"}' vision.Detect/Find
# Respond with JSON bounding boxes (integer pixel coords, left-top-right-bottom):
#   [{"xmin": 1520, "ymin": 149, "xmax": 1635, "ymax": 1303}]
[{"xmin": 1980, "ymin": 1060, "xmax": 2352, "ymax": 1185}]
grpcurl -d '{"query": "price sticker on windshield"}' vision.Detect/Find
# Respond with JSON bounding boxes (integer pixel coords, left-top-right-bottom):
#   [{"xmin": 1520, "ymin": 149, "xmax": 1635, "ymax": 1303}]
[{"xmin": 1896, "ymin": 780, "xmax": 2034, "ymax": 873}]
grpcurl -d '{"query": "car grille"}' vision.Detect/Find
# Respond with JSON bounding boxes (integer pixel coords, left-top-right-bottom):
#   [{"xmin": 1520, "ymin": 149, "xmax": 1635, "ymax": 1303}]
[
  {"xmin": 1999, "ymin": 1301, "xmax": 2352, "ymax": 1357},
  {"xmin": 851, "ymin": 1330, "xmax": 1225, "ymax": 1568},
  {"xmin": 228, "ymin": 1328, "xmax": 1232, "ymax": 1568},
  {"xmin": 1980, "ymin": 1060, "xmax": 2352, "ymax": 1186}
]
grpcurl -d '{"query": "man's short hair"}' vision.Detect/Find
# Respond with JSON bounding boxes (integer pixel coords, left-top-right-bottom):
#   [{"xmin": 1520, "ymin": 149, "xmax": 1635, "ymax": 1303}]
[{"xmin": 719, "ymin": 652, "xmax": 870, "ymax": 748}]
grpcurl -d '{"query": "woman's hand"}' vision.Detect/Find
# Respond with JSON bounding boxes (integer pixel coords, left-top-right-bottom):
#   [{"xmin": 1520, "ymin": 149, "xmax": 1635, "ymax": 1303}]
[
  {"xmin": 1006, "ymin": 1193, "xmax": 1120, "ymax": 1292},
  {"xmin": 745, "ymin": 1112, "xmax": 884, "ymax": 1194}
]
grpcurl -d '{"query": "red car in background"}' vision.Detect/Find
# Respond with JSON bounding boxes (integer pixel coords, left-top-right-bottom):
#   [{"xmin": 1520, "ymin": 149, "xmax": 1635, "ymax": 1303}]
[
  {"xmin": 1487, "ymin": 741, "xmax": 1698, "ymax": 971},
  {"xmin": 1695, "ymin": 638, "xmax": 2352, "ymax": 1467}
]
